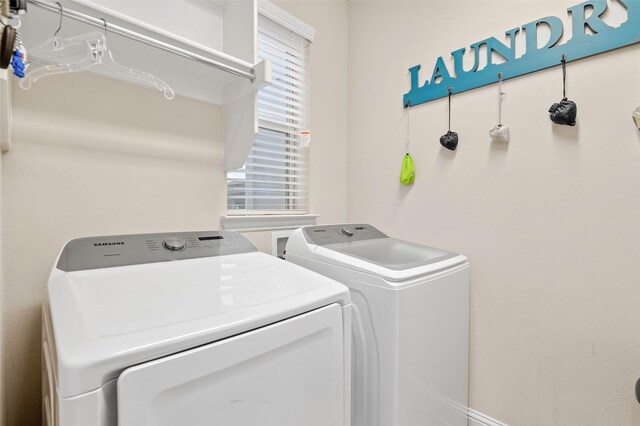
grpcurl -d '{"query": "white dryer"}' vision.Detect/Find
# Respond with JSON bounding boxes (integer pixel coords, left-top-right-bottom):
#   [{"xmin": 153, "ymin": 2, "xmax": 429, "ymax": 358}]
[
  {"xmin": 43, "ymin": 231, "xmax": 351, "ymax": 426},
  {"xmin": 286, "ymin": 224, "xmax": 469, "ymax": 426}
]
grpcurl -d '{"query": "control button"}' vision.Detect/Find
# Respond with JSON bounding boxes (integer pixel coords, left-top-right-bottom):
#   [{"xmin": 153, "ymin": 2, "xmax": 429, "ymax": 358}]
[
  {"xmin": 341, "ymin": 227, "xmax": 354, "ymax": 237},
  {"xmin": 163, "ymin": 238, "xmax": 187, "ymax": 251}
]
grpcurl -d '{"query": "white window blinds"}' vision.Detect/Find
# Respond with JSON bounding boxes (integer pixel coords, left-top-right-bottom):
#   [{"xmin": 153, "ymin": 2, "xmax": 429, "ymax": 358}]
[{"xmin": 226, "ymin": 15, "xmax": 310, "ymax": 214}]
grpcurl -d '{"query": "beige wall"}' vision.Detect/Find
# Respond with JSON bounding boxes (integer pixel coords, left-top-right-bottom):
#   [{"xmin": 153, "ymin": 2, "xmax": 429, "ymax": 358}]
[
  {"xmin": 0, "ymin": 2, "xmax": 348, "ymax": 424},
  {"xmin": 7, "ymin": 1, "xmax": 640, "ymax": 425},
  {"xmin": 347, "ymin": 1, "xmax": 640, "ymax": 425},
  {"xmin": 0, "ymin": 85, "xmax": 4, "ymax": 426},
  {"xmin": 3, "ymin": 74, "xmax": 226, "ymax": 425}
]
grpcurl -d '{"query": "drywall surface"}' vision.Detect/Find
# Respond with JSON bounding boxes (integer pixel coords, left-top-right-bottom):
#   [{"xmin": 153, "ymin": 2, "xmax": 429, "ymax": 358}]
[
  {"xmin": 0, "ymin": 93, "xmax": 3, "ymax": 426},
  {"xmin": 347, "ymin": 1, "xmax": 640, "ymax": 425},
  {"xmin": 2, "ymin": 74, "xmax": 226, "ymax": 425}
]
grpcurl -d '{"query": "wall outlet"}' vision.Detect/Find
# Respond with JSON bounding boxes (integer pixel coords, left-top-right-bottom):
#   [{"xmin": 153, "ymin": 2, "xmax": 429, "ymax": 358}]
[{"xmin": 271, "ymin": 230, "xmax": 292, "ymax": 259}]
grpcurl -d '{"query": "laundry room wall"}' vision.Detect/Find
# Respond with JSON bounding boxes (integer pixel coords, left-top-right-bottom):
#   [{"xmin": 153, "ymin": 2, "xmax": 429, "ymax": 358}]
[
  {"xmin": 0, "ymin": 100, "xmax": 4, "ymax": 426},
  {"xmin": 346, "ymin": 1, "xmax": 640, "ymax": 425},
  {"xmin": 0, "ymin": 2, "xmax": 348, "ymax": 424},
  {"xmin": 2, "ymin": 73, "xmax": 226, "ymax": 425}
]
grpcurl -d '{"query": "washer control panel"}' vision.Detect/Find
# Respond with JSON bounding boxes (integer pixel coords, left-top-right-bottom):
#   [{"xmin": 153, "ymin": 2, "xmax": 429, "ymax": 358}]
[
  {"xmin": 302, "ymin": 224, "xmax": 387, "ymax": 246},
  {"xmin": 57, "ymin": 231, "xmax": 257, "ymax": 272}
]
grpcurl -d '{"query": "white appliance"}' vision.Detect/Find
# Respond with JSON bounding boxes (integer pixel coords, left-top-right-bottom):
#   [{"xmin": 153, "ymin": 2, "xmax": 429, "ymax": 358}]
[
  {"xmin": 286, "ymin": 224, "xmax": 469, "ymax": 426},
  {"xmin": 43, "ymin": 231, "xmax": 351, "ymax": 426}
]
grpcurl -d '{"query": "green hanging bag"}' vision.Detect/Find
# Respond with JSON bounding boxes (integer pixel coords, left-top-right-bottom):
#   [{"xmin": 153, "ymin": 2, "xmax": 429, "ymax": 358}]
[{"xmin": 400, "ymin": 153, "xmax": 415, "ymax": 185}]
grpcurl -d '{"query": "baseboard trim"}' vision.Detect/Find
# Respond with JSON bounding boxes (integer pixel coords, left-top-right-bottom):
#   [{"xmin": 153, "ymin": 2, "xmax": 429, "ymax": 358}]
[{"xmin": 467, "ymin": 408, "xmax": 510, "ymax": 426}]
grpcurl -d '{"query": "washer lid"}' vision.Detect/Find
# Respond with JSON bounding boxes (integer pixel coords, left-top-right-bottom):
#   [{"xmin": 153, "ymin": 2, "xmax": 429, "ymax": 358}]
[
  {"xmin": 48, "ymin": 232, "xmax": 349, "ymax": 398},
  {"xmin": 324, "ymin": 238, "xmax": 458, "ymax": 270},
  {"xmin": 302, "ymin": 224, "xmax": 466, "ymax": 282}
]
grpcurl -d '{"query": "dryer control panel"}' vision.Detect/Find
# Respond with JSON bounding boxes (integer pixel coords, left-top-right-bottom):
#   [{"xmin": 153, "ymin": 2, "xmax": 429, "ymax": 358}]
[
  {"xmin": 56, "ymin": 231, "xmax": 257, "ymax": 272},
  {"xmin": 302, "ymin": 224, "xmax": 388, "ymax": 246}
]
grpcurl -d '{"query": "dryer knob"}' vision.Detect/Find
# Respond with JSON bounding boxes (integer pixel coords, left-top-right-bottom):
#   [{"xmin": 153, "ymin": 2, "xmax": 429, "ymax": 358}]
[
  {"xmin": 163, "ymin": 238, "xmax": 187, "ymax": 251},
  {"xmin": 341, "ymin": 227, "xmax": 354, "ymax": 237}
]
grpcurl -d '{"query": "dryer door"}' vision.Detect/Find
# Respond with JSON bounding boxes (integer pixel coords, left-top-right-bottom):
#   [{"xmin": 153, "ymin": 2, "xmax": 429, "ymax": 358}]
[{"xmin": 117, "ymin": 303, "xmax": 347, "ymax": 426}]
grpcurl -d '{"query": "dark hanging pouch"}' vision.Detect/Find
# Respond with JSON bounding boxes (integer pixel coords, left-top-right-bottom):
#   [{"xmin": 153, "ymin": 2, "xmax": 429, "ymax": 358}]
[
  {"xmin": 549, "ymin": 55, "xmax": 577, "ymax": 126},
  {"xmin": 549, "ymin": 98, "xmax": 577, "ymax": 126},
  {"xmin": 440, "ymin": 130, "xmax": 458, "ymax": 150},
  {"xmin": 0, "ymin": 24, "xmax": 16, "ymax": 70},
  {"xmin": 440, "ymin": 88, "xmax": 459, "ymax": 151}
]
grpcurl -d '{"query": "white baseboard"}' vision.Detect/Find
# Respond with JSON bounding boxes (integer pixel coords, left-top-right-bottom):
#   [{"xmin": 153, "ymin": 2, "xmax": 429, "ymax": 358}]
[{"xmin": 467, "ymin": 408, "xmax": 510, "ymax": 426}]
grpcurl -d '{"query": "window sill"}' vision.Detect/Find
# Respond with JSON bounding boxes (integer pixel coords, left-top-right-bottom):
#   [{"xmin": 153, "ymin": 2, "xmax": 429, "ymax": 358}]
[{"xmin": 220, "ymin": 214, "xmax": 319, "ymax": 232}]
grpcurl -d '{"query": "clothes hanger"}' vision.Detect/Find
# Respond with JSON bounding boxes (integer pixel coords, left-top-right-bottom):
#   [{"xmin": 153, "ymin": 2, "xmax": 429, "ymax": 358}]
[{"xmin": 20, "ymin": 8, "xmax": 175, "ymax": 100}]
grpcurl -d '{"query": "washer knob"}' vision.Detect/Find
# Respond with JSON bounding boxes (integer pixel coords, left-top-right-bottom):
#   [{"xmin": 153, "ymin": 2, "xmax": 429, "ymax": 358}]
[
  {"xmin": 163, "ymin": 238, "xmax": 186, "ymax": 251},
  {"xmin": 341, "ymin": 227, "xmax": 354, "ymax": 237}
]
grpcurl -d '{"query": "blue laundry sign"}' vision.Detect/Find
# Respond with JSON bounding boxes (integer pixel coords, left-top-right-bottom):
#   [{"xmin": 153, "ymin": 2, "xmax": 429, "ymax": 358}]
[{"xmin": 403, "ymin": 0, "xmax": 640, "ymax": 107}]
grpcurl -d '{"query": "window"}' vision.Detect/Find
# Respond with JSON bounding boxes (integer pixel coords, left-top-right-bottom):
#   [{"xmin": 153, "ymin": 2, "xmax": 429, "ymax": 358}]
[{"xmin": 226, "ymin": 14, "xmax": 310, "ymax": 215}]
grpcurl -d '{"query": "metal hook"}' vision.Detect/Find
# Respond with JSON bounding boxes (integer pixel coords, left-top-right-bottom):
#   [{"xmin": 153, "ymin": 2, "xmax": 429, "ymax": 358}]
[
  {"xmin": 498, "ymin": 72, "xmax": 505, "ymax": 96},
  {"xmin": 448, "ymin": 86, "xmax": 453, "ymax": 95},
  {"xmin": 99, "ymin": 18, "xmax": 108, "ymax": 40},
  {"xmin": 561, "ymin": 53, "xmax": 566, "ymax": 63},
  {"xmin": 53, "ymin": 2, "xmax": 63, "ymax": 38}
]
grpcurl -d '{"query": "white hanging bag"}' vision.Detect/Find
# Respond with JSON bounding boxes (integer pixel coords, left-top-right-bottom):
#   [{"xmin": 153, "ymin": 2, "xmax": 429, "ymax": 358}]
[{"xmin": 489, "ymin": 72, "xmax": 509, "ymax": 143}]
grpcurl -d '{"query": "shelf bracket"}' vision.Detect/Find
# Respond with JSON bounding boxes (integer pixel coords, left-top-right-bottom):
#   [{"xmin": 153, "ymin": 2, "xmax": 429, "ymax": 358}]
[{"xmin": 223, "ymin": 59, "xmax": 272, "ymax": 171}]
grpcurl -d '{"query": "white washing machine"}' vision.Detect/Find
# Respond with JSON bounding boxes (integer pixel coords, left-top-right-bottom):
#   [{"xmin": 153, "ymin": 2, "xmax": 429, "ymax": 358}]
[
  {"xmin": 42, "ymin": 231, "xmax": 351, "ymax": 426},
  {"xmin": 286, "ymin": 224, "xmax": 469, "ymax": 426}
]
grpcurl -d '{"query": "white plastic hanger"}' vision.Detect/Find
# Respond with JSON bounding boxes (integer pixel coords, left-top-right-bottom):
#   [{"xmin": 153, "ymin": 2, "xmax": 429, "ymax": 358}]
[{"xmin": 20, "ymin": 9, "xmax": 174, "ymax": 99}]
